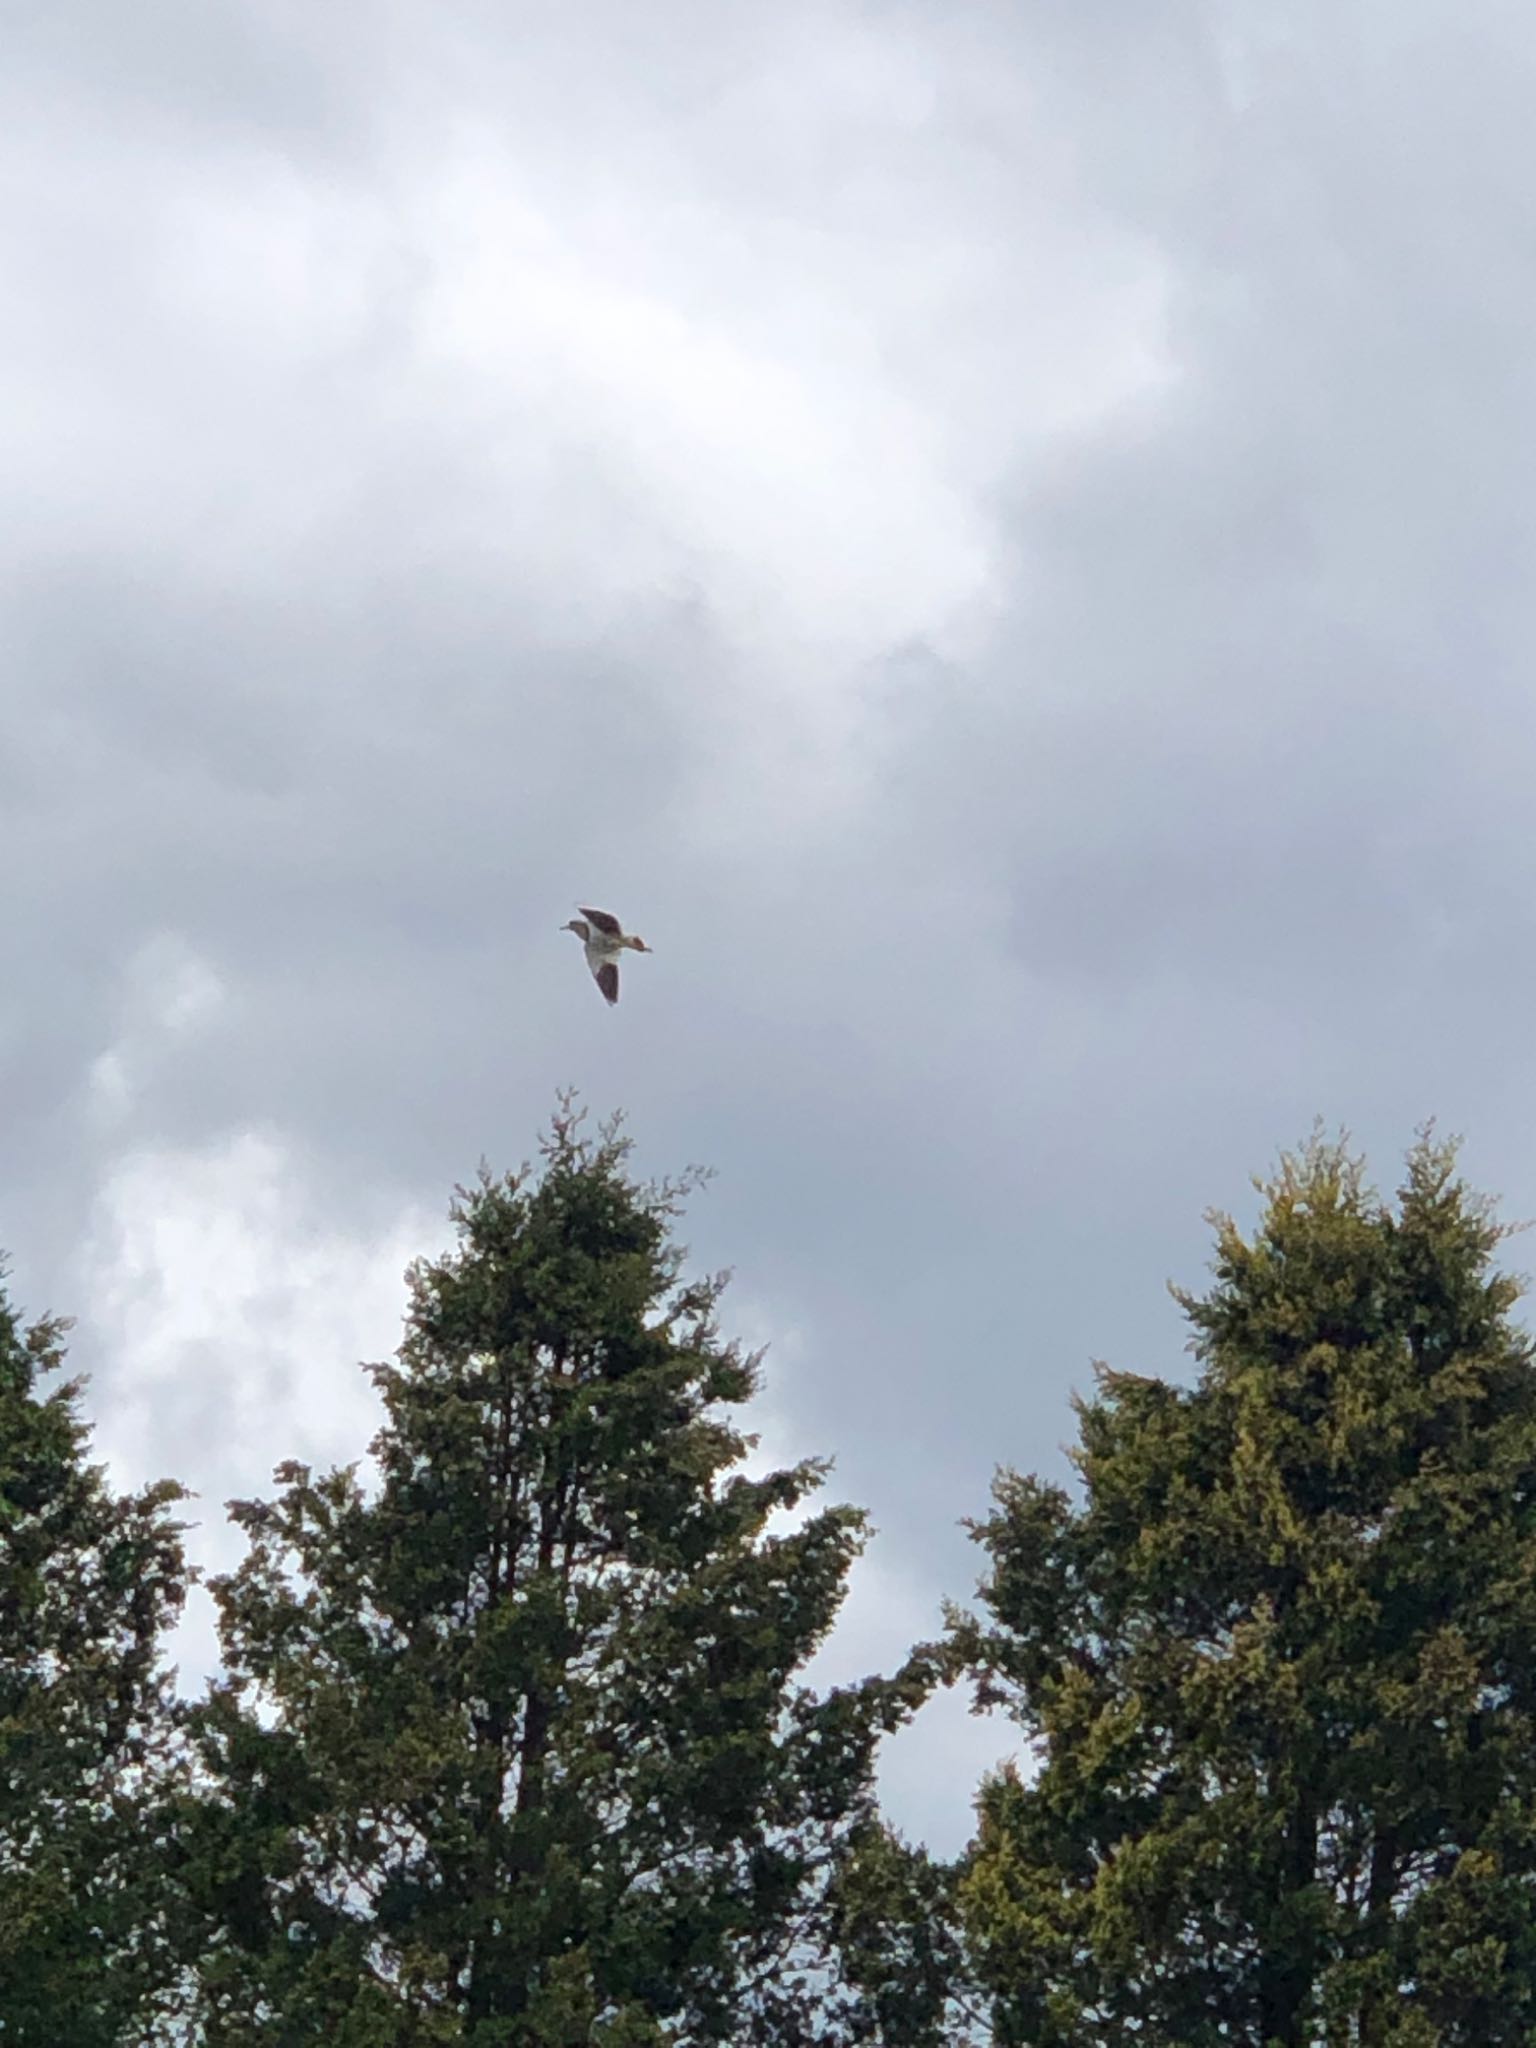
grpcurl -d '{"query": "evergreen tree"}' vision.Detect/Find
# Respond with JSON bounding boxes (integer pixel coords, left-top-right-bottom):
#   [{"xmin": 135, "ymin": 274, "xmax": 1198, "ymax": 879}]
[
  {"xmin": 949, "ymin": 1130, "xmax": 1536, "ymax": 2047},
  {"xmin": 825, "ymin": 1821, "xmax": 986, "ymax": 2046},
  {"xmin": 0, "ymin": 1276, "xmax": 191, "ymax": 2043},
  {"xmin": 191, "ymin": 1103, "xmax": 928, "ymax": 2044}
]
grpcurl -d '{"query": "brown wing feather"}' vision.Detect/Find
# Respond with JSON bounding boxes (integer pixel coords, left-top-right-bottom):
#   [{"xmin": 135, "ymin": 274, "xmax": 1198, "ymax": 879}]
[
  {"xmin": 580, "ymin": 906, "xmax": 623, "ymax": 937},
  {"xmin": 594, "ymin": 959, "xmax": 620, "ymax": 1005}
]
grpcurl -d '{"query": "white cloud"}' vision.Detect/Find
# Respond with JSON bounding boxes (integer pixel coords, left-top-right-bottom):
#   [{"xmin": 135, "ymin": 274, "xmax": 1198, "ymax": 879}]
[
  {"xmin": 412, "ymin": 144, "xmax": 993, "ymax": 665},
  {"xmin": 1, "ymin": 2, "xmax": 1172, "ymax": 715},
  {"xmin": 80, "ymin": 933, "xmax": 227, "ymax": 1130},
  {"xmin": 75, "ymin": 1127, "xmax": 441, "ymax": 1690}
]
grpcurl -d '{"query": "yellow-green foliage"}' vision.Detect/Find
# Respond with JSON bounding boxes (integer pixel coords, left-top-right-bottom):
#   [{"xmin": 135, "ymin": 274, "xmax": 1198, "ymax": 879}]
[{"xmin": 950, "ymin": 1131, "xmax": 1536, "ymax": 2047}]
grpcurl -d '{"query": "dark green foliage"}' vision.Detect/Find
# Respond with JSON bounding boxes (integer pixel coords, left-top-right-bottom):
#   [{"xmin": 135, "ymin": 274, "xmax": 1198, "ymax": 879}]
[
  {"xmin": 948, "ymin": 1129, "xmax": 1536, "ymax": 2046},
  {"xmin": 0, "ymin": 1280, "xmax": 191, "ymax": 2044},
  {"xmin": 825, "ymin": 1821, "xmax": 987, "ymax": 2045},
  {"xmin": 190, "ymin": 1103, "xmax": 929, "ymax": 2042}
]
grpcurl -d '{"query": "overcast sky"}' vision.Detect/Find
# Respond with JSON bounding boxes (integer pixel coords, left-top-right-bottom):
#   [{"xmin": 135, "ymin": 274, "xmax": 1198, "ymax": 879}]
[{"xmin": 6, "ymin": 0, "xmax": 1536, "ymax": 1854}]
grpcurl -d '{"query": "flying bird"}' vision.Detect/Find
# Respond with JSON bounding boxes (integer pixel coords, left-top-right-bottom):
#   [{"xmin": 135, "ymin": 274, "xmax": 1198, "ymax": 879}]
[{"xmin": 563, "ymin": 907, "xmax": 652, "ymax": 1006}]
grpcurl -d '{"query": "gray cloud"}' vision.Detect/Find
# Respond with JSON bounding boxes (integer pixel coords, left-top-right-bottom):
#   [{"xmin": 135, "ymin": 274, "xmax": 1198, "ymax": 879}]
[{"xmin": 6, "ymin": 2, "xmax": 1536, "ymax": 1850}]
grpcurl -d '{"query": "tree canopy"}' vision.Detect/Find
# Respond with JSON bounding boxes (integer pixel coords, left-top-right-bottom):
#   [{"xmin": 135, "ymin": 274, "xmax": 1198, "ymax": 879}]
[
  {"xmin": 9, "ymin": 1115, "xmax": 1536, "ymax": 2045},
  {"xmin": 186, "ymin": 1103, "xmax": 928, "ymax": 2044},
  {"xmin": 0, "ymin": 1283, "xmax": 190, "ymax": 2044},
  {"xmin": 950, "ymin": 1129, "xmax": 1536, "ymax": 2047}
]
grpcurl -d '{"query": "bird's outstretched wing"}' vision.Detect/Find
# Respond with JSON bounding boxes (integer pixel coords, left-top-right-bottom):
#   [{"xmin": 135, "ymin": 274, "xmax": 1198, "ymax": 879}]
[
  {"xmin": 579, "ymin": 906, "xmax": 623, "ymax": 937},
  {"xmin": 593, "ymin": 959, "xmax": 620, "ymax": 1005}
]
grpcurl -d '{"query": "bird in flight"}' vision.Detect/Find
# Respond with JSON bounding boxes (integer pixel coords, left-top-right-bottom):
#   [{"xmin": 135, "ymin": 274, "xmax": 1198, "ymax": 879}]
[{"xmin": 563, "ymin": 907, "xmax": 652, "ymax": 1006}]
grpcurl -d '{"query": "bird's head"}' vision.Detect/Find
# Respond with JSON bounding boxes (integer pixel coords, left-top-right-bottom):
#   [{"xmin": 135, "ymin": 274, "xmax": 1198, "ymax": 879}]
[
  {"xmin": 562, "ymin": 918, "xmax": 589, "ymax": 938},
  {"xmin": 625, "ymin": 934, "xmax": 652, "ymax": 952}
]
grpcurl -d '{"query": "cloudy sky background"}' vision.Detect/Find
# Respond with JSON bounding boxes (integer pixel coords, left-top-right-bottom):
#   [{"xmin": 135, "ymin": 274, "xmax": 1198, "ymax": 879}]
[{"xmin": 7, "ymin": 0, "xmax": 1536, "ymax": 1852}]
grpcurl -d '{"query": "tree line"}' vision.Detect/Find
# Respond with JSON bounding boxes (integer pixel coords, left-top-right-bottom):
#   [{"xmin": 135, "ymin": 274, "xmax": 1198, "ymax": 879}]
[{"xmin": 5, "ymin": 1101, "xmax": 1536, "ymax": 2044}]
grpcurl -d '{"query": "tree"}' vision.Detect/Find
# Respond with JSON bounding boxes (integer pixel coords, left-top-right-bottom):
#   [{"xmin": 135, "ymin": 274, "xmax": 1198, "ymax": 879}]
[
  {"xmin": 0, "ymin": 1275, "xmax": 191, "ymax": 2044},
  {"xmin": 191, "ymin": 1102, "xmax": 929, "ymax": 2044},
  {"xmin": 948, "ymin": 1129, "xmax": 1536, "ymax": 2047},
  {"xmin": 825, "ymin": 1820, "xmax": 987, "ymax": 2046}
]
